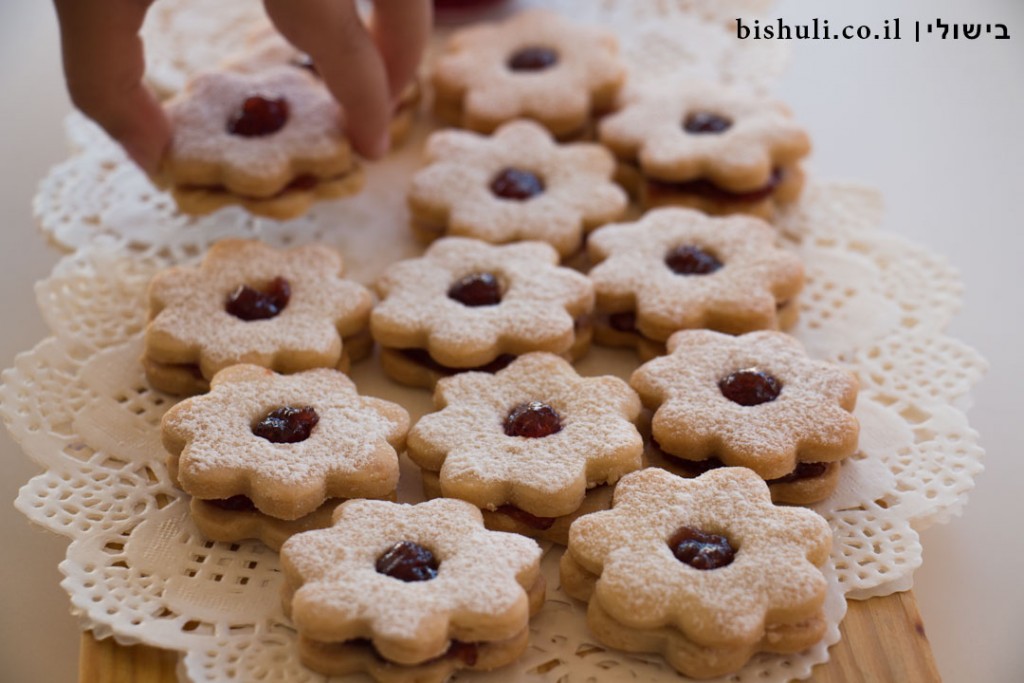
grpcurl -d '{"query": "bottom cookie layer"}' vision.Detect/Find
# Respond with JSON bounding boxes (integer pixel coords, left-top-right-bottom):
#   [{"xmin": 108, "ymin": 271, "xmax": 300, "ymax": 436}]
[
  {"xmin": 560, "ymin": 552, "xmax": 826, "ymax": 679},
  {"xmin": 420, "ymin": 468, "xmax": 615, "ymax": 546}
]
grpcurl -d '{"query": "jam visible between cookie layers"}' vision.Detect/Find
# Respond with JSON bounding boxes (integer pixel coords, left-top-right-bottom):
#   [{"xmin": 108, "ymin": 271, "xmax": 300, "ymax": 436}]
[
  {"xmin": 659, "ymin": 449, "xmax": 833, "ymax": 485},
  {"xmin": 664, "ymin": 244, "xmax": 724, "ymax": 275},
  {"xmin": 608, "ymin": 311, "xmax": 637, "ymax": 333},
  {"xmin": 225, "ymin": 276, "xmax": 292, "ymax": 321},
  {"xmin": 344, "ymin": 637, "xmax": 479, "ymax": 667},
  {"xmin": 228, "ymin": 95, "xmax": 289, "ymax": 137},
  {"xmin": 495, "ymin": 505, "xmax": 557, "ymax": 530},
  {"xmin": 205, "ymin": 494, "xmax": 259, "ymax": 512},
  {"xmin": 490, "ymin": 167, "xmax": 545, "ymax": 200},
  {"xmin": 668, "ymin": 526, "xmax": 736, "ymax": 570},
  {"xmin": 646, "ymin": 168, "xmax": 784, "ymax": 204},
  {"xmin": 504, "ymin": 401, "xmax": 562, "ymax": 438},
  {"xmin": 448, "ymin": 272, "xmax": 503, "ymax": 306},
  {"xmin": 376, "ymin": 540, "xmax": 440, "ymax": 582},
  {"xmin": 507, "ymin": 46, "xmax": 559, "ymax": 71},
  {"xmin": 252, "ymin": 405, "xmax": 320, "ymax": 443},
  {"xmin": 719, "ymin": 368, "xmax": 782, "ymax": 406},
  {"xmin": 683, "ymin": 111, "xmax": 733, "ymax": 134}
]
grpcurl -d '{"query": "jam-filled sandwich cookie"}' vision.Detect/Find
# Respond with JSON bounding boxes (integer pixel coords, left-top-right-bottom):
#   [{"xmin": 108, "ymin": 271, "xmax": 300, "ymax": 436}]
[
  {"xmin": 144, "ymin": 239, "xmax": 373, "ymax": 396},
  {"xmin": 220, "ymin": 26, "xmax": 422, "ymax": 147},
  {"xmin": 630, "ymin": 330, "xmax": 859, "ymax": 505},
  {"xmin": 588, "ymin": 208, "xmax": 804, "ymax": 359},
  {"xmin": 600, "ymin": 81, "xmax": 810, "ymax": 218},
  {"xmin": 280, "ymin": 498, "xmax": 545, "ymax": 682},
  {"xmin": 160, "ymin": 66, "xmax": 363, "ymax": 219},
  {"xmin": 408, "ymin": 120, "xmax": 627, "ymax": 259},
  {"xmin": 408, "ymin": 352, "xmax": 643, "ymax": 545},
  {"xmin": 561, "ymin": 467, "xmax": 832, "ymax": 678},
  {"xmin": 162, "ymin": 364, "xmax": 409, "ymax": 550},
  {"xmin": 431, "ymin": 9, "xmax": 626, "ymax": 138},
  {"xmin": 370, "ymin": 237, "xmax": 594, "ymax": 389}
]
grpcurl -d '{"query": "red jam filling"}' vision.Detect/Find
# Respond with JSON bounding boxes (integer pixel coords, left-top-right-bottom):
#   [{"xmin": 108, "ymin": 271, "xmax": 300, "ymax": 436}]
[
  {"xmin": 490, "ymin": 167, "xmax": 545, "ymax": 200},
  {"xmin": 227, "ymin": 95, "xmax": 289, "ymax": 137},
  {"xmin": 664, "ymin": 244, "xmax": 723, "ymax": 275},
  {"xmin": 252, "ymin": 405, "xmax": 319, "ymax": 443},
  {"xmin": 507, "ymin": 46, "xmax": 559, "ymax": 71},
  {"xmin": 683, "ymin": 111, "xmax": 733, "ymax": 134},
  {"xmin": 206, "ymin": 495, "xmax": 258, "ymax": 512},
  {"xmin": 495, "ymin": 505, "xmax": 557, "ymax": 530},
  {"xmin": 767, "ymin": 460, "xmax": 831, "ymax": 485},
  {"xmin": 608, "ymin": 311, "xmax": 637, "ymax": 333},
  {"xmin": 647, "ymin": 168, "xmax": 784, "ymax": 204},
  {"xmin": 376, "ymin": 541, "xmax": 439, "ymax": 582},
  {"xmin": 225, "ymin": 276, "xmax": 291, "ymax": 321},
  {"xmin": 446, "ymin": 641, "xmax": 479, "ymax": 666},
  {"xmin": 504, "ymin": 401, "xmax": 562, "ymax": 438},
  {"xmin": 719, "ymin": 368, "xmax": 782, "ymax": 406},
  {"xmin": 668, "ymin": 526, "xmax": 735, "ymax": 570},
  {"xmin": 448, "ymin": 272, "xmax": 502, "ymax": 306}
]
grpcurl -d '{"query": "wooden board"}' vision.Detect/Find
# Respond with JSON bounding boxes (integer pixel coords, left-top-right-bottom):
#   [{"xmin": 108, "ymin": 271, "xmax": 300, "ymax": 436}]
[{"xmin": 79, "ymin": 591, "xmax": 941, "ymax": 683}]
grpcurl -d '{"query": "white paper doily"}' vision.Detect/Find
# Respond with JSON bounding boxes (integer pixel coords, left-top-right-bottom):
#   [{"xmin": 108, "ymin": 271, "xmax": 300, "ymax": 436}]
[{"xmin": 5, "ymin": 1, "xmax": 986, "ymax": 681}]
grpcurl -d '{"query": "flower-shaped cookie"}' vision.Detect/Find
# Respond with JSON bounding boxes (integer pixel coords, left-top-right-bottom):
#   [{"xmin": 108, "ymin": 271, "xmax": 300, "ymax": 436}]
[
  {"xmin": 163, "ymin": 364, "xmax": 408, "ymax": 521},
  {"xmin": 281, "ymin": 498, "xmax": 544, "ymax": 679},
  {"xmin": 432, "ymin": 9, "xmax": 625, "ymax": 137},
  {"xmin": 408, "ymin": 353, "xmax": 643, "ymax": 519},
  {"xmin": 562, "ymin": 467, "xmax": 831, "ymax": 678},
  {"xmin": 144, "ymin": 239, "xmax": 373, "ymax": 395},
  {"xmin": 630, "ymin": 330, "xmax": 859, "ymax": 481},
  {"xmin": 600, "ymin": 81, "xmax": 810, "ymax": 215},
  {"xmin": 221, "ymin": 26, "xmax": 422, "ymax": 148},
  {"xmin": 588, "ymin": 208, "xmax": 804, "ymax": 343},
  {"xmin": 408, "ymin": 120, "xmax": 627, "ymax": 258},
  {"xmin": 161, "ymin": 66, "xmax": 363, "ymax": 219},
  {"xmin": 371, "ymin": 237, "xmax": 594, "ymax": 387}
]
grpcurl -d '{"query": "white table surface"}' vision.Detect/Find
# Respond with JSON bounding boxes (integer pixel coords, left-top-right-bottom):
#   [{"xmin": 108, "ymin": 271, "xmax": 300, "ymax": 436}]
[{"xmin": 1, "ymin": 1, "xmax": 1021, "ymax": 681}]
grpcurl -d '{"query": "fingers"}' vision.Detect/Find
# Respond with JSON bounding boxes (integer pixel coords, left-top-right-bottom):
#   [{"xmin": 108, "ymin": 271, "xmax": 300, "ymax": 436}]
[
  {"xmin": 53, "ymin": 0, "xmax": 170, "ymax": 173},
  {"xmin": 370, "ymin": 0, "xmax": 432, "ymax": 103},
  {"xmin": 264, "ymin": 0, "xmax": 391, "ymax": 159}
]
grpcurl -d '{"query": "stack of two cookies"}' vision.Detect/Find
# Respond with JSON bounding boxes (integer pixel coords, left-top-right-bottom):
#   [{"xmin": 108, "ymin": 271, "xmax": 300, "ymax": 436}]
[{"xmin": 146, "ymin": 239, "xmax": 401, "ymax": 548}]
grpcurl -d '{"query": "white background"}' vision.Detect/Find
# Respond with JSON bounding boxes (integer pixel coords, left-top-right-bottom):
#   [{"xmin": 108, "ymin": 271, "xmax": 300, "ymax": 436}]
[{"xmin": 0, "ymin": 1, "xmax": 1021, "ymax": 681}]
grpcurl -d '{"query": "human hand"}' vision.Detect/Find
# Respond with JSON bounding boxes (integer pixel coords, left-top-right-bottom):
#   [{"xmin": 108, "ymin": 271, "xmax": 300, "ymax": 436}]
[{"xmin": 53, "ymin": 0, "xmax": 432, "ymax": 173}]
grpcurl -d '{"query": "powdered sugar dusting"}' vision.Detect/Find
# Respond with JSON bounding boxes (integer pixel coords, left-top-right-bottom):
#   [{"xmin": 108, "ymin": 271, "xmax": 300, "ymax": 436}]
[
  {"xmin": 588, "ymin": 208, "xmax": 804, "ymax": 340},
  {"xmin": 409, "ymin": 120, "xmax": 627, "ymax": 257},
  {"xmin": 163, "ymin": 67, "xmax": 352, "ymax": 194},
  {"xmin": 162, "ymin": 365, "xmax": 408, "ymax": 519},
  {"xmin": 433, "ymin": 9, "xmax": 625, "ymax": 135},
  {"xmin": 281, "ymin": 498, "xmax": 542, "ymax": 655},
  {"xmin": 567, "ymin": 467, "xmax": 831, "ymax": 648},
  {"xmin": 371, "ymin": 238, "xmax": 593, "ymax": 367},
  {"xmin": 599, "ymin": 79, "xmax": 810, "ymax": 189},
  {"xmin": 631, "ymin": 330, "xmax": 859, "ymax": 479},
  {"xmin": 146, "ymin": 239, "xmax": 372, "ymax": 379},
  {"xmin": 408, "ymin": 352, "xmax": 643, "ymax": 517}
]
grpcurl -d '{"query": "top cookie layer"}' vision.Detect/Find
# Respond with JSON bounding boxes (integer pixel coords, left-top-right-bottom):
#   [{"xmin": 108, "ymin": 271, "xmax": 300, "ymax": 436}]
[
  {"xmin": 600, "ymin": 80, "xmax": 810, "ymax": 191},
  {"xmin": 162, "ymin": 364, "xmax": 408, "ymax": 519},
  {"xmin": 145, "ymin": 239, "xmax": 372, "ymax": 381},
  {"xmin": 162, "ymin": 67, "xmax": 354, "ymax": 196},
  {"xmin": 588, "ymin": 208, "xmax": 804, "ymax": 339},
  {"xmin": 371, "ymin": 237, "xmax": 594, "ymax": 367},
  {"xmin": 567, "ymin": 467, "xmax": 831, "ymax": 648},
  {"xmin": 281, "ymin": 498, "xmax": 542, "ymax": 664},
  {"xmin": 432, "ymin": 9, "xmax": 626, "ymax": 136},
  {"xmin": 409, "ymin": 120, "xmax": 627, "ymax": 258}
]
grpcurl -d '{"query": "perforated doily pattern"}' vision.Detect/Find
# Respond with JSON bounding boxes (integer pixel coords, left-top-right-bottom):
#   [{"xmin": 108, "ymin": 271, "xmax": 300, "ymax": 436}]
[{"xmin": 7, "ymin": 1, "xmax": 986, "ymax": 681}]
